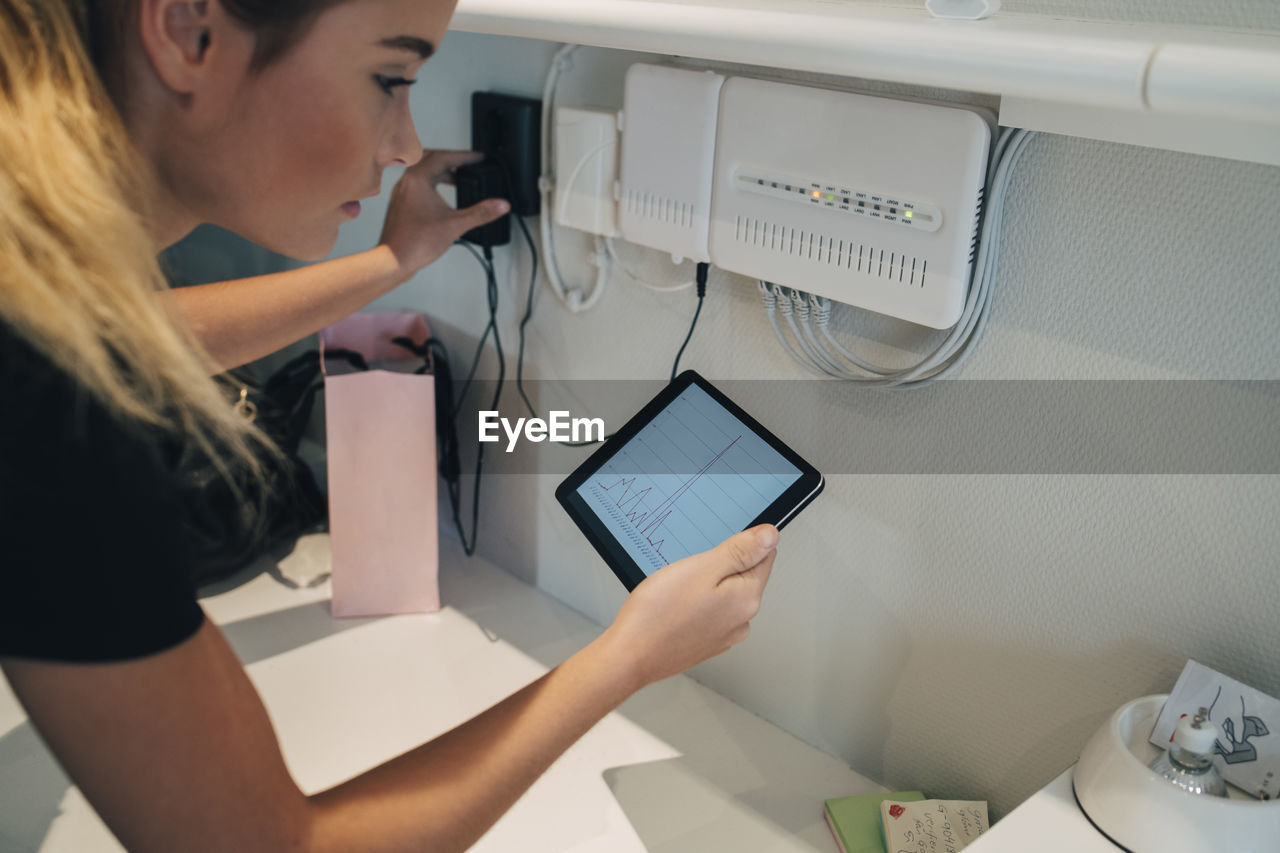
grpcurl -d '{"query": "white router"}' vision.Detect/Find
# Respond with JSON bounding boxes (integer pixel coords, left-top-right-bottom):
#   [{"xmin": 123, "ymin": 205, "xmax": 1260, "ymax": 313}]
[
  {"xmin": 708, "ymin": 77, "xmax": 992, "ymax": 329},
  {"xmin": 617, "ymin": 64, "xmax": 724, "ymax": 263}
]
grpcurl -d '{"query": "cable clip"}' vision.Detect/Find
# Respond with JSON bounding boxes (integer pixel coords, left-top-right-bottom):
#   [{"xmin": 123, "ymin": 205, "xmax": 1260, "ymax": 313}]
[
  {"xmin": 757, "ymin": 279, "xmax": 777, "ymax": 310},
  {"xmin": 809, "ymin": 293, "xmax": 833, "ymax": 327},
  {"xmin": 776, "ymin": 286, "xmax": 795, "ymax": 317},
  {"xmin": 789, "ymin": 288, "xmax": 810, "ymax": 322}
]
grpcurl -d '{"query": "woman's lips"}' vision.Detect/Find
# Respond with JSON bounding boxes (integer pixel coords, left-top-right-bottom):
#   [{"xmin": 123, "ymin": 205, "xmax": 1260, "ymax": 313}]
[{"xmin": 341, "ymin": 201, "xmax": 361, "ymax": 218}]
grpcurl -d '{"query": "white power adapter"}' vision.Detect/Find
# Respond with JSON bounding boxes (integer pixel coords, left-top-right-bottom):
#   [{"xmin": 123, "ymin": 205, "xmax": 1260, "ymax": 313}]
[{"xmin": 553, "ymin": 107, "xmax": 620, "ymax": 238}]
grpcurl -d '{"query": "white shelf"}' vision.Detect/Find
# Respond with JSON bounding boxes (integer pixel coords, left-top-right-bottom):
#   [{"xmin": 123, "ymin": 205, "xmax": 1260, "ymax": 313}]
[{"xmin": 451, "ymin": 0, "xmax": 1280, "ymax": 163}]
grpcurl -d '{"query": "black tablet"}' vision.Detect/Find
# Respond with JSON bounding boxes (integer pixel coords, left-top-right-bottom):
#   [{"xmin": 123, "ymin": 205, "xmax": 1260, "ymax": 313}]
[{"xmin": 555, "ymin": 370, "xmax": 824, "ymax": 591}]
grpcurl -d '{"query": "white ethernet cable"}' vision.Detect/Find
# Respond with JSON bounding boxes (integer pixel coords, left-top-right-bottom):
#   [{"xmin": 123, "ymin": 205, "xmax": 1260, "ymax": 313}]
[
  {"xmin": 605, "ymin": 237, "xmax": 697, "ymax": 293},
  {"xmin": 539, "ymin": 44, "xmax": 609, "ymax": 313},
  {"xmin": 784, "ymin": 286, "xmax": 846, "ymax": 377},
  {"xmin": 761, "ymin": 127, "xmax": 1036, "ymax": 387},
  {"xmin": 791, "ymin": 286, "xmax": 873, "ymax": 377},
  {"xmin": 760, "ymin": 281, "xmax": 869, "ymax": 377},
  {"xmin": 759, "ymin": 281, "xmax": 835, "ymax": 374},
  {"xmin": 805, "ymin": 293, "xmax": 894, "ymax": 376}
]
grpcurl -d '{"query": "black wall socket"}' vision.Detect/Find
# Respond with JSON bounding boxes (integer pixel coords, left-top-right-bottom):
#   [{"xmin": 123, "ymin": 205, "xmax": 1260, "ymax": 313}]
[
  {"xmin": 470, "ymin": 91, "xmax": 542, "ymax": 218},
  {"xmin": 455, "ymin": 162, "xmax": 510, "ymax": 248}
]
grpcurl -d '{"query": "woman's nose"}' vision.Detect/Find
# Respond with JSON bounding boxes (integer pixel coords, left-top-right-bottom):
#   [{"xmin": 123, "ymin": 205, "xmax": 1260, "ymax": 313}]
[{"xmin": 379, "ymin": 102, "xmax": 424, "ymax": 168}]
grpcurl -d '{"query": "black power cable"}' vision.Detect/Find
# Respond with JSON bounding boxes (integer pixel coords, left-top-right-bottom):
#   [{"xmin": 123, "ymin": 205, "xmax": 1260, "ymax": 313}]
[
  {"xmin": 435, "ymin": 239, "xmax": 505, "ymax": 557},
  {"xmin": 491, "ymin": 161, "xmax": 615, "ymax": 449},
  {"xmin": 487, "ymin": 162, "xmax": 709, "ymax": 459},
  {"xmin": 670, "ymin": 262, "xmax": 710, "ymax": 381},
  {"xmin": 510, "ymin": 205, "xmax": 540, "ymax": 419}
]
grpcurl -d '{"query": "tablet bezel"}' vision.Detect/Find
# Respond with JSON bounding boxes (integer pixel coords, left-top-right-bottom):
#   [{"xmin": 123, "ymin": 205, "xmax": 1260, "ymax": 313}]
[{"xmin": 555, "ymin": 370, "xmax": 824, "ymax": 591}]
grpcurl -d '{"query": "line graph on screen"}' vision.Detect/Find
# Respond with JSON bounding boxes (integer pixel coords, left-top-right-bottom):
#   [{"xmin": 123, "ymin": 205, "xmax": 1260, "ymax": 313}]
[
  {"xmin": 596, "ymin": 434, "xmax": 741, "ymax": 564},
  {"xmin": 577, "ymin": 385, "xmax": 801, "ymax": 573}
]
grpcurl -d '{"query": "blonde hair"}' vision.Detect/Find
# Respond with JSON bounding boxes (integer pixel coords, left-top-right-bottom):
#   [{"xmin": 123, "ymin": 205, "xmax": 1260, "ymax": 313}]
[{"xmin": 0, "ymin": 0, "xmax": 267, "ymax": 474}]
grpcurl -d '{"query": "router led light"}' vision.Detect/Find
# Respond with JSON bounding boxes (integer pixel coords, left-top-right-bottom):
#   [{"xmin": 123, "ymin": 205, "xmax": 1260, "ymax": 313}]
[{"xmin": 735, "ymin": 172, "xmax": 939, "ymax": 232}]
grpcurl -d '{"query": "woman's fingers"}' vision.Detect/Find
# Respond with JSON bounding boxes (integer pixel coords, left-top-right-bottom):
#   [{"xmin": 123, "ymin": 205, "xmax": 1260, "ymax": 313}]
[
  {"xmin": 709, "ymin": 524, "xmax": 779, "ymax": 584},
  {"xmin": 438, "ymin": 198, "xmax": 510, "ymax": 245},
  {"xmin": 456, "ymin": 197, "xmax": 510, "ymax": 228},
  {"xmin": 377, "ymin": 149, "xmax": 513, "ymax": 277},
  {"xmin": 737, "ymin": 547, "xmax": 777, "ymax": 591},
  {"xmin": 605, "ymin": 525, "xmax": 781, "ymax": 687},
  {"xmin": 414, "ymin": 149, "xmax": 485, "ymax": 184}
]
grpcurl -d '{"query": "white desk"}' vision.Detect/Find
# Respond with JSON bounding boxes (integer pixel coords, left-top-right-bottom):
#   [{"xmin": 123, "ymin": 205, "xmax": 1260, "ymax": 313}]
[
  {"xmin": 0, "ymin": 534, "xmax": 883, "ymax": 851},
  {"xmin": 966, "ymin": 769, "xmax": 1119, "ymax": 852}
]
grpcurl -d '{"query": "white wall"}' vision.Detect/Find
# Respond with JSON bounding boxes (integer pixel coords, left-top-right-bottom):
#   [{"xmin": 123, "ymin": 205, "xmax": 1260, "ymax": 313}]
[{"xmin": 332, "ymin": 23, "xmax": 1280, "ymax": 818}]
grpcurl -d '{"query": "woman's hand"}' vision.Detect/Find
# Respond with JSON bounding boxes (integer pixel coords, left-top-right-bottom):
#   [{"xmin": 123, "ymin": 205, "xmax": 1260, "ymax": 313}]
[
  {"xmin": 603, "ymin": 524, "xmax": 780, "ymax": 690},
  {"xmin": 378, "ymin": 149, "xmax": 510, "ymax": 282}
]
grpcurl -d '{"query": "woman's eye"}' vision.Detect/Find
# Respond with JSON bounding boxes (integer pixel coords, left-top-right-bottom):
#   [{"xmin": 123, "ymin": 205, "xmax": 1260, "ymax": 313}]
[{"xmin": 374, "ymin": 74, "xmax": 416, "ymax": 96}]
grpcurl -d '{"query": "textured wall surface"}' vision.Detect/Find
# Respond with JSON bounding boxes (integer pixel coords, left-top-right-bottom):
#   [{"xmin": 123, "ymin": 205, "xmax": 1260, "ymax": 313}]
[{"xmin": 329, "ymin": 18, "xmax": 1280, "ymax": 819}]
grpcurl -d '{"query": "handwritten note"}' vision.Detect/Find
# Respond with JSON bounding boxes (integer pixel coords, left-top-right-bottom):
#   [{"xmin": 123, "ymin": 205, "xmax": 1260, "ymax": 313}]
[{"xmin": 880, "ymin": 799, "xmax": 989, "ymax": 853}]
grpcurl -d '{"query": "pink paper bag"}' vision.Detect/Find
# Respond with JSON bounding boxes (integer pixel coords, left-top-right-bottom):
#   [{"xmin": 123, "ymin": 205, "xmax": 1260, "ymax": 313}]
[{"xmin": 320, "ymin": 313, "xmax": 438, "ymax": 617}]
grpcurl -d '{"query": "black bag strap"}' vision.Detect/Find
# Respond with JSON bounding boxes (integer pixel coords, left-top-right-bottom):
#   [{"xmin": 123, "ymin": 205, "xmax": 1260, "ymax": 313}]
[{"xmin": 390, "ymin": 336, "xmax": 459, "ymax": 484}]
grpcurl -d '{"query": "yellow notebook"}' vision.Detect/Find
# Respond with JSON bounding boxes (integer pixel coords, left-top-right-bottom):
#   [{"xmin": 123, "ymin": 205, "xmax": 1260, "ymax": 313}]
[{"xmin": 824, "ymin": 791, "xmax": 926, "ymax": 853}]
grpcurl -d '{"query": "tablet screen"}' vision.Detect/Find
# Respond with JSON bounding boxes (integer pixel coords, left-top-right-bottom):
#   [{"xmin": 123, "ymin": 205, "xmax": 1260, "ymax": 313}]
[{"xmin": 573, "ymin": 382, "xmax": 803, "ymax": 575}]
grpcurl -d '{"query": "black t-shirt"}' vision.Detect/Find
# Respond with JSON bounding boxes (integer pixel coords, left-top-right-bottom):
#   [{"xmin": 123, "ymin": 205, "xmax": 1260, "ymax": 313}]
[{"xmin": 0, "ymin": 322, "xmax": 205, "ymax": 662}]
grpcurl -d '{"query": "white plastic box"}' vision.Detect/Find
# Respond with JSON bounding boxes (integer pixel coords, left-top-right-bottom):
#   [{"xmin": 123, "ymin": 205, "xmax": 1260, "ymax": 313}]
[
  {"xmin": 553, "ymin": 107, "xmax": 620, "ymax": 237},
  {"xmin": 707, "ymin": 77, "xmax": 992, "ymax": 329},
  {"xmin": 617, "ymin": 64, "xmax": 724, "ymax": 262}
]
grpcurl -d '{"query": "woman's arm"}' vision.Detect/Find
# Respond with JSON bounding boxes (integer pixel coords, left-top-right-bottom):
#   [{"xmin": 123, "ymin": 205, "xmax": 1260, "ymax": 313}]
[
  {"xmin": 2, "ymin": 526, "xmax": 778, "ymax": 853},
  {"xmin": 170, "ymin": 245, "xmax": 411, "ymax": 371},
  {"xmin": 167, "ymin": 149, "xmax": 509, "ymax": 372}
]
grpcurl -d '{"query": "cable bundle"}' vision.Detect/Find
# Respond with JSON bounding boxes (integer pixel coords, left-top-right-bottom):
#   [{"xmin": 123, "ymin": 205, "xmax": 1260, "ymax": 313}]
[
  {"xmin": 761, "ymin": 127, "xmax": 1036, "ymax": 387},
  {"xmin": 539, "ymin": 44, "xmax": 610, "ymax": 312}
]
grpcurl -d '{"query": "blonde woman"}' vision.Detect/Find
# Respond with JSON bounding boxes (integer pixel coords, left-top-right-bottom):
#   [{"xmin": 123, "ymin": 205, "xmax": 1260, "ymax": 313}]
[{"xmin": 0, "ymin": 1, "xmax": 780, "ymax": 850}]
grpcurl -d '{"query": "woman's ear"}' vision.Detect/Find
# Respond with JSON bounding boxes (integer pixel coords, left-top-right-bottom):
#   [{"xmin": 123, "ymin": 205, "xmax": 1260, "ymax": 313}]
[{"xmin": 136, "ymin": 0, "xmax": 239, "ymax": 95}]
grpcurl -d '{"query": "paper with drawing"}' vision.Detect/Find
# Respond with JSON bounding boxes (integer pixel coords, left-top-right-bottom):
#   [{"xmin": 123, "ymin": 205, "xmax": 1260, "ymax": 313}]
[{"xmin": 1149, "ymin": 659, "xmax": 1279, "ymax": 799}]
